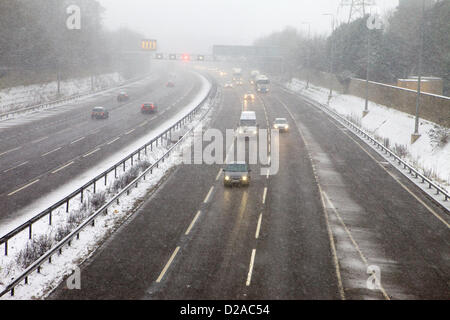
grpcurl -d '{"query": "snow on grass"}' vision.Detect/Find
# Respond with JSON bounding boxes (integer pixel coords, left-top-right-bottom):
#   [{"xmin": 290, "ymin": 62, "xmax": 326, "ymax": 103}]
[
  {"xmin": 286, "ymin": 78, "xmax": 450, "ymax": 193},
  {"xmin": 0, "ymin": 72, "xmax": 124, "ymax": 114},
  {"xmin": 0, "ymin": 75, "xmax": 215, "ymax": 299}
]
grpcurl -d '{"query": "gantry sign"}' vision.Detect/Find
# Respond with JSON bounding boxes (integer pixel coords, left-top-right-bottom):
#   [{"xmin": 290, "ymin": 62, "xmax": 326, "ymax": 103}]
[{"xmin": 141, "ymin": 39, "xmax": 157, "ymax": 51}]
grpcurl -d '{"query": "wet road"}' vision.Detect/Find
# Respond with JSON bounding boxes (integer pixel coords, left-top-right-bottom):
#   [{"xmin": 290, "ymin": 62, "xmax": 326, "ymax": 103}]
[{"xmin": 50, "ymin": 72, "xmax": 449, "ymax": 300}]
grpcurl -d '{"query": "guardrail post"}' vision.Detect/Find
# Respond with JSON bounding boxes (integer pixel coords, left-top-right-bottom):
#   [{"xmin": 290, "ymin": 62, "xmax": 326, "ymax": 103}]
[
  {"xmin": 138, "ymin": 150, "xmax": 141, "ymax": 161},
  {"xmin": 4, "ymin": 241, "xmax": 7, "ymax": 256},
  {"xmin": 93, "ymin": 180, "xmax": 96, "ymax": 194},
  {"xmin": 66, "ymin": 199, "xmax": 69, "ymax": 213},
  {"xmin": 104, "ymin": 173, "xmax": 107, "ymax": 186},
  {"xmin": 29, "ymin": 224, "xmax": 32, "ymax": 239},
  {"xmin": 123, "ymin": 161, "xmax": 126, "ymax": 172},
  {"xmin": 49, "ymin": 211, "xmax": 52, "ymax": 226},
  {"xmin": 131, "ymin": 155, "xmax": 134, "ymax": 167},
  {"xmin": 115, "ymin": 166, "xmax": 117, "ymax": 178},
  {"xmin": 81, "ymin": 188, "xmax": 84, "ymax": 203}
]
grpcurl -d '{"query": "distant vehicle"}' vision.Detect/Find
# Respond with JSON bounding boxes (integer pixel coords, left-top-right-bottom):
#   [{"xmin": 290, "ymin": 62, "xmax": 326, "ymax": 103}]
[
  {"xmin": 244, "ymin": 93, "xmax": 255, "ymax": 101},
  {"xmin": 237, "ymin": 111, "xmax": 258, "ymax": 138},
  {"xmin": 232, "ymin": 67, "xmax": 242, "ymax": 81},
  {"xmin": 224, "ymin": 82, "xmax": 233, "ymax": 88},
  {"xmin": 91, "ymin": 106, "xmax": 109, "ymax": 119},
  {"xmin": 141, "ymin": 103, "xmax": 158, "ymax": 113},
  {"xmin": 235, "ymin": 79, "xmax": 243, "ymax": 86},
  {"xmin": 250, "ymin": 70, "xmax": 260, "ymax": 84},
  {"xmin": 273, "ymin": 118, "xmax": 289, "ymax": 131},
  {"xmin": 166, "ymin": 81, "xmax": 175, "ymax": 87},
  {"xmin": 117, "ymin": 91, "xmax": 129, "ymax": 102},
  {"xmin": 255, "ymin": 75, "xmax": 270, "ymax": 93},
  {"xmin": 223, "ymin": 161, "xmax": 251, "ymax": 187}
]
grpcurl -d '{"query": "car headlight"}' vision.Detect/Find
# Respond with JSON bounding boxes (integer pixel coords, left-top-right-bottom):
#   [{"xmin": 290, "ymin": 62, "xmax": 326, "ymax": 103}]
[
  {"xmin": 285, "ymin": 125, "xmax": 289, "ymax": 129},
  {"xmin": 225, "ymin": 176, "xmax": 230, "ymax": 181},
  {"xmin": 253, "ymin": 130, "xmax": 257, "ymax": 135},
  {"xmin": 242, "ymin": 176, "xmax": 248, "ymax": 181},
  {"xmin": 274, "ymin": 125, "xmax": 279, "ymax": 129}
]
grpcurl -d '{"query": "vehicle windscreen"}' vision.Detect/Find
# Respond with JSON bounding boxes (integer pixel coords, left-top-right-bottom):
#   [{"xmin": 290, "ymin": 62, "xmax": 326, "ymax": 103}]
[
  {"xmin": 225, "ymin": 164, "xmax": 248, "ymax": 172},
  {"xmin": 240, "ymin": 119, "xmax": 256, "ymax": 126}
]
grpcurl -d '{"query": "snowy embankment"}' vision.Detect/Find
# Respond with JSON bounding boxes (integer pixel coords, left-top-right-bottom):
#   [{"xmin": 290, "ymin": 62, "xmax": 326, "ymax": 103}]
[
  {"xmin": 0, "ymin": 73, "xmax": 214, "ymax": 299},
  {"xmin": 286, "ymin": 78, "xmax": 450, "ymax": 193},
  {"xmin": 0, "ymin": 72, "xmax": 124, "ymax": 114}
]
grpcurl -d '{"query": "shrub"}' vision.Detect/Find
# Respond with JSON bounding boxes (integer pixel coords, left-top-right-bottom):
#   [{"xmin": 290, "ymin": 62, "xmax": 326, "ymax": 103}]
[
  {"xmin": 17, "ymin": 235, "xmax": 53, "ymax": 269},
  {"xmin": 428, "ymin": 125, "xmax": 449, "ymax": 148},
  {"xmin": 393, "ymin": 143, "xmax": 409, "ymax": 158},
  {"xmin": 54, "ymin": 224, "xmax": 72, "ymax": 243},
  {"xmin": 90, "ymin": 191, "xmax": 106, "ymax": 210}
]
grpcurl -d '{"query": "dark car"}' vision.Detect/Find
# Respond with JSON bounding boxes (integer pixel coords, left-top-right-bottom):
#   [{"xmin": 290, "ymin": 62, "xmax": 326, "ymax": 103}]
[
  {"xmin": 91, "ymin": 106, "xmax": 109, "ymax": 119},
  {"xmin": 166, "ymin": 81, "xmax": 175, "ymax": 88},
  {"xmin": 117, "ymin": 91, "xmax": 129, "ymax": 102},
  {"xmin": 141, "ymin": 103, "xmax": 158, "ymax": 113},
  {"xmin": 223, "ymin": 161, "xmax": 251, "ymax": 187}
]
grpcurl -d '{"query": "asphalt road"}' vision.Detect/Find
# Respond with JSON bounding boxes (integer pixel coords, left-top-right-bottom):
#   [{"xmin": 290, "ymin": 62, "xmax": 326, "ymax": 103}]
[
  {"xmin": 0, "ymin": 64, "xmax": 204, "ymax": 224},
  {"xmin": 49, "ymin": 73, "xmax": 449, "ymax": 300}
]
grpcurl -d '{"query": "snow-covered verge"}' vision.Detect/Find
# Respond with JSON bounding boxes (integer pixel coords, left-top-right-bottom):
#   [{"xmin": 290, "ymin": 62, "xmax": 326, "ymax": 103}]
[
  {"xmin": 0, "ymin": 75, "xmax": 217, "ymax": 300},
  {"xmin": 285, "ymin": 78, "xmax": 450, "ymax": 194},
  {"xmin": 0, "ymin": 72, "xmax": 124, "ymax": 114}
]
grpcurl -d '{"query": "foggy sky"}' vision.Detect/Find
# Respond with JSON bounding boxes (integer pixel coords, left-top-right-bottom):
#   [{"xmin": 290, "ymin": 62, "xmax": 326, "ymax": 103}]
[{"xmin": 97, "ymin": 0, "xmax": 399, "ymax": 53}]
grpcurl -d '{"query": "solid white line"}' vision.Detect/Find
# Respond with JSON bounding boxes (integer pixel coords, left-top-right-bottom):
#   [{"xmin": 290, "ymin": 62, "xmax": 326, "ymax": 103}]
[
  {"xmin": 125, "ymin": 128, "xmax": 135, "ymax": 135},
  {"xmin": 215, "ymin": 169, "xmax": 222, "ymax": 181},
  {"xmin": 0, "ymin": 146, "xmax": 22, "ymax": 157},
  {"xmin": 185, "ymin": 211, "xmax": 202, "ymax": 235},
  {"xmin": 4, "ymin": 161, "xmax": 28, "ymax": 173},
  {"xmin": 83, "ymin": 148, "xmax": 101, "ymax": 158},
  {"xmin": 156, "ymin": 246, "xmax": 180, "ymax": 283},
  {"xmin": 246, "ymin": 249, "xmax": 257, "ymax": 286},
  {"xmin": 204, "ymin": 186, "xmax": 214, "ymax": 203},
  {"xmin": 70, "ymin": 137, "xmax": 85, "ymax": 144},
  {"xmin": 262, "ymin": 187, "xmax": 268, "ymax": 204},
  {"xmin": 255, "ymin": 214, "xmax": 262, "ymax": 239},
  {"xmin": 107, "ymin": 137, "xmax": 120, "ymax": 145},
  {"xmin": 52, "ymin": 161, "xmax": 74, "ymax": 174},
  {"xmin": 8, "ymin": 179, "xmax": 40, "ymax": 196},
  {"xmin": 41, "ymin": 147, "xmax": 62, "ymax": 157}
]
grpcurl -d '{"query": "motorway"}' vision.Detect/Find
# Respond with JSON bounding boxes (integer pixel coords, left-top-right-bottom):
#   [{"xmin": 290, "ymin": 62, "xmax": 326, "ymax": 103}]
[
  {"xmin": 47, "ymin": 70, "xmax": 450, "ymax": 300},
  {"xmin": 0, "ymin": 64, "xmax": 205, "ymax": 226}
]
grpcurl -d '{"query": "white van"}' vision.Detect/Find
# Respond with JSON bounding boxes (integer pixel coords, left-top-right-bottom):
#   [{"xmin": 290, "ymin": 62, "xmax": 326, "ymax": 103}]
[{"xmin": 237, "ymin": 111, "xmax": 258, "ymax": 137}]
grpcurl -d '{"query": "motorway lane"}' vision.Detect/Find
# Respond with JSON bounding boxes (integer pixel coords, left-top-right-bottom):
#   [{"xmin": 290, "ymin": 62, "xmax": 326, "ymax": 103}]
[
  {"xmin": 0, "ymin": 69, "xmax": 204, "ymax": 222},
  {"xmin": 266, "ymin": 87, "xmax": 450, "ymax": 299},
  {"xmin": 50, "ymin": 78, "xmax": 341, "ymax": 300}
]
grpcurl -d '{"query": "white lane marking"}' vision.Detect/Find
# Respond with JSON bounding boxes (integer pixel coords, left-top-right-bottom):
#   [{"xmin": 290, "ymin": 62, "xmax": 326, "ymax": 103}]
[
  {"xmin": 70, "ymin": 137, "xmax": 85, "ymax": 144},
  {"xmin": 125, "ymin": 128, "xmax": 135, "ymax": 135},
  {"xmin": 51, "ymin": 161, "xmax": 75, "ymax": 174},
  {"xmin": 83, "ymin": 148, "xmax": 101, "ymax": 158},
  {"xmin": 255, "ymin": 214, "xmax": 262, "ymax": 239},
  {"xmin": 246, "ymin": 249, "xmax": 257, "ymax": 286},
  {"xmin": 107, "ymin": 137, "xmax": 120, "ymax": 145},
  {"xmin": 262, "ymin": 187, "xmax": 268, "ymax": 204},
  {"xmin": 139, "ymin": 121, "xmax": 148, "ymax": 127},
  {"xmin": 215, "ymin": 169, "xmax": 222, "ymax": 181},
  {"xmin": 156, "ymin": 246, "xmax": 180, "ymax": 283},
  {"xmin": 204, "ymin": 186, "xmax": 214, "ymax": 203},
  {"xmin": 4, "ymin": 161, "xmax": 29, "ymax": 173},
  {"xmin": 324, "ymin": 192, "xmax": 390, "ymax": 300},
  {"xmin": 31, "ymin": 136, "xmax": 48, "ymax": 144},
  {"xmin": 41, "ymin": 147, "xmax": 62, "ymax": 157},
  {"xmin": 8, "ymin": 179, "xmax": 40, "ymax": 196},
  {"xmin": 0, "ymin": 146, "xmax": 22, "ymax": 157},
  {"xmin": 185, "ymin": 210, "xmax": 202, "ymax": 235}
]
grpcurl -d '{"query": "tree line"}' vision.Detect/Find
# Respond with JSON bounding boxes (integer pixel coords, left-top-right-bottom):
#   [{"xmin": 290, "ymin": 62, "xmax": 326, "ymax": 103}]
[{"xmin": 254, "ymin": 0, "xmax": 450, "ymax": 96}]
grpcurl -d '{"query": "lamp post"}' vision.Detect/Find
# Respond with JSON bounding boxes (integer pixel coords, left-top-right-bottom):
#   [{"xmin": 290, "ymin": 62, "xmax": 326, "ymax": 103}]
[
  {"xmin": 301, "ymin": 22, "xmax": 311, "ymax": 89},
  {"xmin": 323, "ymin": 14, "xmax": 335, "ymax": 103},
  {"xmin": 412, "ymin": 0, "xmax": 425, "ymax": 144}
]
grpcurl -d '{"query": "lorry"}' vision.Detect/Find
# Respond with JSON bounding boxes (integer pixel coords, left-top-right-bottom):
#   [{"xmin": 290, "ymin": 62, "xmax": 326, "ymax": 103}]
[{"xmin": 255, "ymin": 75, "xmax": 270, "ymax": 93}]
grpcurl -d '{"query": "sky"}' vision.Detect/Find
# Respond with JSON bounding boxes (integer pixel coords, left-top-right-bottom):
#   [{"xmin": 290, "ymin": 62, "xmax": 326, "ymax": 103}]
[{"xmin": 97, "ymin": 0, "xmax": 399, "ymax": 54}]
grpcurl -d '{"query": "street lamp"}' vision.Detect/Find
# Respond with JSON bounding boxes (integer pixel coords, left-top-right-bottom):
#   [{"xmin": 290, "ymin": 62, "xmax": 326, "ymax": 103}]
[
  {"xmin": 323, "ymin": 13, "xmax": 335, "ymax": 103},
  {"xmin": 412, "ymin": 0, "xmax": 425, "ymax": 144},
  {"xmin": 301, "ymin": 22, "xmax": 311, "ymax": 89}
]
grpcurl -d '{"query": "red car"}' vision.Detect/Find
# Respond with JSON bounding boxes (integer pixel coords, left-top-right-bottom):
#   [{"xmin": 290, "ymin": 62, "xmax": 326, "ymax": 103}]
[
  {"xmin": 141, "ymin": 103, "xmax": 158, "ymax": 113},
  {"xmin": 166, "ymin": 81, "xmax": 175, "ymax": 88}
]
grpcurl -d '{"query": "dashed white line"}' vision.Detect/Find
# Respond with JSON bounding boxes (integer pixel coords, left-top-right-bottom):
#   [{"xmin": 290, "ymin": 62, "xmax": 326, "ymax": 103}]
[
  {"xmin": 262, "ymin": 187, "xmax": 268, "ymax": 204},
  {"xmin": 70, "ymin": 137, "xmax": 85, "ymax": 144},
  {"xmin": 107, "ymin": 137, "xmax": 120, "ymax": 145},
  {"xmin": 185, "ymin": 210, "xmax": 202, "ymax": 235},
  {"xmin": 41, "ymin": 147, "xmax": 62, "ymax": 157},
  {"xmin": 83, "ymin": 148, "xmax": 101, "ymax": 158},
  {"xmin": 4, "ymin": 161, "xmax": 28, "ymax": 173},
  {"xmin": 215, "ymin": 169, "xmax": 222, "ymax": 181},
  {"xmin": 125, "ymin": 128, "xmax": 135, "ymax": 135},
  {"xmin": 156, "ymin": 246, "xmax": 180, "ymax": 283},
  {"xmin": 31, "ymin": 136, "xmax": 48, "ymax": 144},
  {"xmin": 246, "ymin": 249, "xmax": 257, "ymax": 286},
  {"xmin": 255, "ymin": 214, "xmax": 263, "ymax": 239},
  {"xmin": 0, "ymin": 146, "xmax": 22, "ymax": 157},
  {"xmin": 204, "ymin": 186, "xmax": 214, "ymax": 203},
  {"xmin": 52, "ymin": 161, "xmax": 75, "ymax": 174},
  {"xmin": 8, "ymin": 179, "xmax": 40, "ymax": 196}
]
